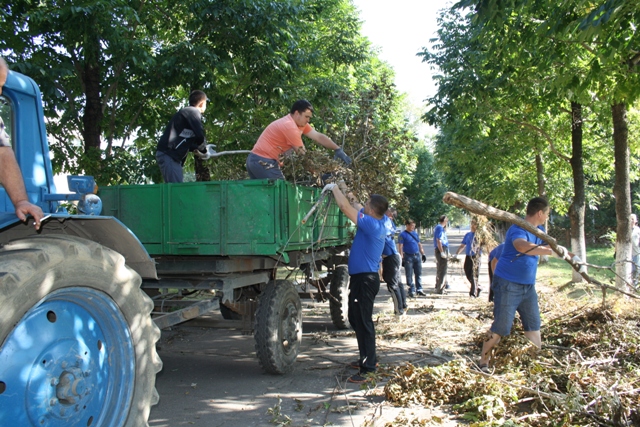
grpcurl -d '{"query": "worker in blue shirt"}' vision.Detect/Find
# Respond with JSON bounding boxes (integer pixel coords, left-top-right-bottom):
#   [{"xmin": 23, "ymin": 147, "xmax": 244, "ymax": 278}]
[
  {"xmin": 433, "ymin": 215, "xmax": 449, "ymax": 294},
  {"xmin": 382, "ymin": 209, "xmax": 407, "ymax": 315},
  {"xmin": 398, "ymin": 219, "xmax": 427, "ymax": 297},
  {"xmin": 323, "ymin": 182, "xmax": 388, "ymax": 384}
]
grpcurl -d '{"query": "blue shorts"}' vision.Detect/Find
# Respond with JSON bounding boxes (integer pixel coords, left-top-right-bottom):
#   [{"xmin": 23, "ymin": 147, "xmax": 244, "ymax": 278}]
[{"xmin": 490, "ymin": 275, "xmax": 540, "ymax": 336}]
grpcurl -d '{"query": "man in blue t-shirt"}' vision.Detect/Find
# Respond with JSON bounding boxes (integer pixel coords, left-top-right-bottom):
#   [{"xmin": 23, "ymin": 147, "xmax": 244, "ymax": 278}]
[
  {"xmin": 454, "ymin": 219, "xmax": 482, "ymax": 298},
  {"xmin": 478, "ymin": 197, "xmax": 572, "ymax": 373},
  {"xmin": 324, "ymin": 182, "xmax": 388, "ymax": 384},
  {"xmin": 398, "ymin": 219, "xmax": 427, "ymax": 297},
  {"xmin": 382, "ymin": 209, "xmax": 406, "ymax": 315},
  {"xmin": 433, "ymin": 215, "xmax": 449, "ymax": 294}
]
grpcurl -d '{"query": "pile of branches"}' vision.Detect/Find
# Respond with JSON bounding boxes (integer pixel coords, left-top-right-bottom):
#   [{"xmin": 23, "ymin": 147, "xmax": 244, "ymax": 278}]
[{"xmin": 383, "ymin": 301, "xmax": 640, "ymax": 426}]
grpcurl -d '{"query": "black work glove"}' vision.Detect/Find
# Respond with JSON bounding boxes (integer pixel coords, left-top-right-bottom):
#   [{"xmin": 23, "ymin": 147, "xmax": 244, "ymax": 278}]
[
  {"xmin": 334, "ymin": 148, "xmax": 352, "ymax": 165},
  {"xmin": 421, "ymin": 254, "xmax": 427, "ymax": 263}
]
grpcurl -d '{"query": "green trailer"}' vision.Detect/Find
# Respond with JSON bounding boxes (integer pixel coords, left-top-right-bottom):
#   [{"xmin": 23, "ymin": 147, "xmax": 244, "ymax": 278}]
[{"xmin": 99, "ymin": 178, "xmax": 353, "ymax": 373}]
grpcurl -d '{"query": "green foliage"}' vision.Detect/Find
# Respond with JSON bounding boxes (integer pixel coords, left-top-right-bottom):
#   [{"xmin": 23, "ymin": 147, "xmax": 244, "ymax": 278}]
[
  {"xmin": 1, "ymin": 0, "xmax": 419, "ymax": 193},
  {"xmin": 402, "ymin": 145, "xmax": 450, "ymax": 225}
]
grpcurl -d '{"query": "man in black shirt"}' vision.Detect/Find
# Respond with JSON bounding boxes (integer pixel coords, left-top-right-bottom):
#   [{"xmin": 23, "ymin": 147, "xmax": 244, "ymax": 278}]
[{"xmin": 156, "ymin": 90, "xmax": 208, "ymax": 183}]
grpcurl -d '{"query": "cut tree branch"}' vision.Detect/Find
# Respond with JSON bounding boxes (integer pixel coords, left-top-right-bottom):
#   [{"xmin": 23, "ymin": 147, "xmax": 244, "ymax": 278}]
[{"xmin": 442, "ymin": 192, "xmax": 639, "ymax": 300}]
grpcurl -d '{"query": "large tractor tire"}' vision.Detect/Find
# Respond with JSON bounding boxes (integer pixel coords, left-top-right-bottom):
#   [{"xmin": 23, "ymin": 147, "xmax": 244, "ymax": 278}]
[
  {"xmin": 254, "ymin": 280, "xmax": 302, "ymax": 374},
  {"xmin": 329, "ymin": 265, "xmax": 350, "ymax": 330},
  {"xmin": 0, "ymin": 235, "xmax": 162, "ymax": 427}
]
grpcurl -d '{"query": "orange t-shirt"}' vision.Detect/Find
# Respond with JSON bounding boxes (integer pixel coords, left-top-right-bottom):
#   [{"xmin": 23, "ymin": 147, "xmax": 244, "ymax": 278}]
[{"xmin": 252, "ymin": 114, "xmax": 312, "ymax": 160}]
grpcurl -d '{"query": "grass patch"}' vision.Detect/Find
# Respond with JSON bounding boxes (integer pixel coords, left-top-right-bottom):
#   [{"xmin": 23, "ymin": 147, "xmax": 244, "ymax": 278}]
[{"xmin": 538, "ymin": 245, "xmax": 616, "ymax": 288}]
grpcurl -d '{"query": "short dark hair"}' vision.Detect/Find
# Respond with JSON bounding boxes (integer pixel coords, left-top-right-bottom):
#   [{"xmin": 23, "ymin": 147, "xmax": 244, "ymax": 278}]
[
  {"xmin": 290, "ymin": 99, "xmax": 313, "ymax": 115},
  {"xmin": 189, "ymin": 90, "xmax": 207, "ymax": 107},
  {"xmin": 369, "ymin": 194, "xmax": 388, "ymax": 217},
  {"xmin": 405, "ymin": 218, "xmax": 415, "ymax": 226},
  {"xmin": 526, "ymin": 197, "xmax": 549, "ymax": 216},
  {"xmin": 439, "ymin": 215, "xmax": 447, "ymax": 223}
]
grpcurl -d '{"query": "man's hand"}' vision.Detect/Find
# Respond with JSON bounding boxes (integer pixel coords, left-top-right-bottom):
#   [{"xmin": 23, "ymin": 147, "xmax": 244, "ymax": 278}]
[
  {"xmin": 553, "ymin": 245, "xmax": 568, "ymax": 259},
  {"xmin": 294, "ymin": 145, "xmax": 307, "ymax": 156},
  {"xmin": 15, "ymin": 200, "xmax": 44, "ymax": 230},
  {"xmin": 322, "ymin": 183, "xmax": 337, "ymax": 194},
  {"xmin": 334, "ymin": 148, "xmax": 352, "ymax": 165},
  {"xmin": 421, "ymin": 254, "xmax": 427, "ymax": 263},
  {"xmin": 441, "ymin": 251, "xmax": 446, "ymax": 258}
]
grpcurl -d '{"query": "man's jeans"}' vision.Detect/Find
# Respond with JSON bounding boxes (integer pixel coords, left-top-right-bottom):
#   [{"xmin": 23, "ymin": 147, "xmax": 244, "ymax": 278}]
[{"xmin": 404, "ymin": 253, "xmax": 422, "ymax": 294}]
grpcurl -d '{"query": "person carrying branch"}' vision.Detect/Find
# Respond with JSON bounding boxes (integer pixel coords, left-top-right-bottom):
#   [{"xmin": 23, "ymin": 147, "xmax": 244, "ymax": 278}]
[
  {"xmin": 454, "ymin": 219, "xmax": 483, "ymax": 298},
  {"xmin": 478, "ymin": 197, "xmax": 575, "ymax": 373},
  {"xmin": 322, "ymin": 181, "xmax": 387, "ymax": 383},
  {"xmin": 433, "ymin": 215, "xmax": 450, "ymax": 294},
  {"xmin": 246, "ymin": 100, "xmax": 351, "ymax": 179}
]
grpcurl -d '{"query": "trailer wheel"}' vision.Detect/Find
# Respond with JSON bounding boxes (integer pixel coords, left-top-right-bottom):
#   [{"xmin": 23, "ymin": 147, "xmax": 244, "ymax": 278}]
[
  {"xmin": 329, "ymin": 265, "xmax": 350, "ymax": 330},
  {"xmin": 254, "ymin": 280, "xmax": 302, "ymax": 374},
  {"xmin": 0, "ymin": 235, "xmax": 162, "ymax": 427}
]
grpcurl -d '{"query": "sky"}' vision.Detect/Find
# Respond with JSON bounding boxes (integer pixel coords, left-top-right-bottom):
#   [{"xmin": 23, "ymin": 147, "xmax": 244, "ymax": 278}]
[{"xmin": 351, "ymin": 0, "xmax": 454, "ymax": 115}]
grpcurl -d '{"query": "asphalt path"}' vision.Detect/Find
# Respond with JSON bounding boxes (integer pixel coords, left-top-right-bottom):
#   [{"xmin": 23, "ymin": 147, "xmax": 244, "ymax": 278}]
[{"xmin": 148, "ymin": 229, "xmax": 489, "ymax": 426}]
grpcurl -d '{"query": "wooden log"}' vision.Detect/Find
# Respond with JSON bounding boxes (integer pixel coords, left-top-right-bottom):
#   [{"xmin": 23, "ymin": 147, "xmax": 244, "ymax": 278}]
[{"xmin": 443, "ymin": 191, "xmax": 639, "ymax": 300}]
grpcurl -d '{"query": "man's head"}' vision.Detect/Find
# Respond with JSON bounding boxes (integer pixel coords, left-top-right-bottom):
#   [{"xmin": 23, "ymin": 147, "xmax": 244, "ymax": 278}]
[
  {"xmin": 364, "ymin": 194, "xmax": 388, "ymax": 219},
  {"xmin": 405, "ymin": 219, "xmax": 416, "ymax": 231},
  {"xmin": 385, "ymin": 207, "xmax": 397, "ymax": 219},
  {"xmin": 290, "ymin": 100, "xmax": 313, "ymax": 128},
  {"xmin": 632, "ymin": 214, "xmax": 637, "ymax": 226},
  {"xmin": 470, "ymin": 219, "xmax": 477, "ymax": 231},
  {"xmin": 525, "ymin": 197, "xmax": 549, "ymax": 225},
  {"xmin": 189, "ymin": 90, "xmax": 207, "ymax": 113},
  {"xmin": 0, "ymin": 57, "xmax": 8, "ymax": 95},
  {"xmin": 439, "ymin": 215, "xmax": 448, "ymax": 225}
]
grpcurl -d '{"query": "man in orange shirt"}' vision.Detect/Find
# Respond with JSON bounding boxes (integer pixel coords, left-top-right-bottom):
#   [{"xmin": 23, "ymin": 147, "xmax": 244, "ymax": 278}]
[{"xmin": 246, "ymin": 100, "xmax": 352, "ymax": 179}]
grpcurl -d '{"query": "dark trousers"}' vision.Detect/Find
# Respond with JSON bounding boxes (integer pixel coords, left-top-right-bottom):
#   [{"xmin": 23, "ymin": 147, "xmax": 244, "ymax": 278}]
[
  {"xmin": 348, "ymin": 272, "xmax": 380, "ymax": 373},
  {"xmin": 435, "ymin": 248, "xmax": 449, "ymax": 291},
  {"xmin": 383, "ymin": 254, "xmax": 406, "ymax": 313},
  {"xmin": 488, "ymin": 264, "xmax": 495, "ymax": 302},
  {"xmin": 464, "ymin": 254, "xmax": 481, "ymax": 296},
  {"xmin": 403, "ymin": 252, "xmax": 423, "ymax": 293}
]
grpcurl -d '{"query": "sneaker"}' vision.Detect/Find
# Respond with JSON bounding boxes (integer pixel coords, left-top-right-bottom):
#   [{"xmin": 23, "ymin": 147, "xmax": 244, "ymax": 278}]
[
  {"xmin": 348, "ymin": 373, "xmax": 371, "ymax": 384},
  {"xmin": 477, "ymin": 363, "xmax": 490, "ymax": 374},
  {"xmin": 349, "ymin": 360, "xmax": 378, "ymax": 369},
  {"xmin": 408, "ymin": 292, "xmax": 416, "ymax": 298},
  {"xmin": 445, "ymin": 284, "xmax": 451, "ymax": 290},
  {"xmin": 416, "ymin": 290, "xmax": 426, "ymax": 296},
  {"xmin": 435, "ymin": 288, "xmax": 444, "ymax": 295}
]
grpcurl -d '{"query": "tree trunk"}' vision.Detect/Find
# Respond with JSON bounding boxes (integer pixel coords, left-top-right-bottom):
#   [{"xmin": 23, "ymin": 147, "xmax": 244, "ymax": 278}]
[
  {"xmin": 535, "ymin": 153, "xmax": 549, "ymax": 263},
  {"xmin": 569, "ymin": 102, "xmax": 586, "ymax": 282},
  {"xmin": 612, "ymin": 102, "xmax": 632, "ymax": 289},
  {"xmin": 81, "ymin": 19, "xmax": 103, "ymax": 154}
]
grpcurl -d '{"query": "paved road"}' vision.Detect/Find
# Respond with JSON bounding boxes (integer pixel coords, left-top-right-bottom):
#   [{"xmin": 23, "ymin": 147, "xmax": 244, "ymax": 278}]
[{"xmin": 148, "ymin": 229, "xmax": 489, "ymax": 426}]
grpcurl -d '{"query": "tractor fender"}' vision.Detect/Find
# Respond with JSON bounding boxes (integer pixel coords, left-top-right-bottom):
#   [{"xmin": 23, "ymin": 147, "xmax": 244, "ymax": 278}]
[{"xmin": 0, "ymin": 214, "xmax": 158, "ymax": 279}]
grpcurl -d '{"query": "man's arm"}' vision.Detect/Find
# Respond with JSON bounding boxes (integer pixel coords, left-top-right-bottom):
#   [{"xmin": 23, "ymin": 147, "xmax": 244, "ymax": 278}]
[
  {"xmin": 305, "ymin": 129, "xmax": 340, "ymax": 150},
  {"xmin": 0, "ymin": 147, "xmax": 44, "ymax": 229},
  {"xmin": 330, "ymin": 184, "xmax": 362, "ymax": 225}
]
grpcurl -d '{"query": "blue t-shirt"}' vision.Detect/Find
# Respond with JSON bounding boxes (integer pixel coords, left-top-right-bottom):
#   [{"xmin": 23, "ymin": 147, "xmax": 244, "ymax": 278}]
[
  {"xmin": 489, "ymin": 243, "xmax": 504, "ymax": 262},
  {"xmin": 398, "ymin": 230, "xmax": 421, "ymax": 254},
  {"xmin": 493, "ymin": 224, "xmax": 545, "ymax": 285},
  {"xmin": 461, "ymin": 231, "xmax": 481, "ymax": 256},
  {"xmin": 348, "ymin": 210, "xmax": 387, "ymax": 275},
  {"xmin": 433, "ymin": 224, "xmax": 448, "ymax": 248},
  {"xmin": 382, "ymin": 216, "xmax": 399, "ymax": 256}
]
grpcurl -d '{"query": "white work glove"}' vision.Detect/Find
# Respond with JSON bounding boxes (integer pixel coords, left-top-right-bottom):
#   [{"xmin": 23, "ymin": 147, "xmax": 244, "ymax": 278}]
[
  {"xmin": 572, "ymin": 255, "xmax": 587, "ymax": 274},
  {"xmin": 553, "ymin": 245, "xmax": 568, "ymax": 260},
  {"xmin": 441, "ymin": 251, "xmax": 446, "ymax": 258},
  {"xmin": 452, "ymin": 253, "xmax": 458, "ymax": 260},
  {"xmin": 322, "ymin": 183, "xmax": 337, "ymax": 194}
]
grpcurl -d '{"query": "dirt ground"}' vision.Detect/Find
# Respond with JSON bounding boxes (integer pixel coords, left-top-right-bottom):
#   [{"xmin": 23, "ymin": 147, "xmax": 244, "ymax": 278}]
[{"xmin": 148, "ymin": 230, "xmax": 488, "ymax": 427}]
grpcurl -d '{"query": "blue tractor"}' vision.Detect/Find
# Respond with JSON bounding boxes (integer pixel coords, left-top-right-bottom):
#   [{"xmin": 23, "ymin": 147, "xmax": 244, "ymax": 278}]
[{"xmin": 0, "ymin": 70, "xmax": 162, "ymax": 425}]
